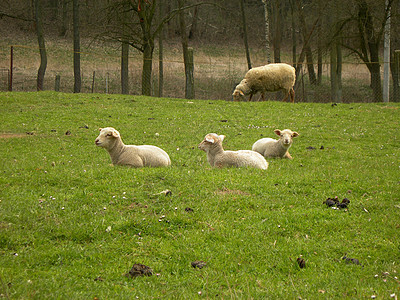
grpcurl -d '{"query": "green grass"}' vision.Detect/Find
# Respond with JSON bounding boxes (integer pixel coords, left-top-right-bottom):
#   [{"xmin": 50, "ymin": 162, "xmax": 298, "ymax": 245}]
[{"xmin": 0, "ymin": 91, "xmax": 399, "ymax": 299}]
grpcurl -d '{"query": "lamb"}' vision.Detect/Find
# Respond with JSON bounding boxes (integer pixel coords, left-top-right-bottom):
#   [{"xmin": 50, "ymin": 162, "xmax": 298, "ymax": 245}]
[
  {"xmin": 198, "ymin": 133, "xmax": 268, "ymax": 169},
  {"xmin": 232, "ymin": 63, "xmax": 296, "ymax": 102},
  {"xmin": 252, "ymin": 129, "xmax": 299, "ymax": 159},
  {"xmin": 95, "ymin": 127, "xmax": 171, "ymax": 167}
]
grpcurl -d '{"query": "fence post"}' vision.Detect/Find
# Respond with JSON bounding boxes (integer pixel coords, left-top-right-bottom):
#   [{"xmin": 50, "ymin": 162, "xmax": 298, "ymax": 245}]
[
  {"xmin": 106, "ymin": 74, "xmax": 108, "ymax": 94},
  {"xmin": 8, "ymin": 46, "xmax": 13, "ymax": 91},
  {"xmin": 55, "ymin": 75, "xmax": 60, "ymax": 91},
  {"xmin": 91, "ymin": 71, "xmax": 95, "ymax": 93}
]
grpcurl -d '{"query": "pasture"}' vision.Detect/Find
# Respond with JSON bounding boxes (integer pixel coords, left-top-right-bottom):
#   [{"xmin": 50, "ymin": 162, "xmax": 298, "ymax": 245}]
[{"xmin": 0, "ymin": 92, "xmax": 399, "ymax": 298}]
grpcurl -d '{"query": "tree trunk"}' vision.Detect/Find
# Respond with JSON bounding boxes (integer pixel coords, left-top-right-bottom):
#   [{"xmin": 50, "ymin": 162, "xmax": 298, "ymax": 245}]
[
  {"xmin": 296, "ymin": 0, "xmax": 317, "ymax": 85},
  {"xmin": 121, "ymin": 7, "xmax": 129, "ymax": 95},
  {"xmin": 73, "ymin": 0, "xmax": 81, "ymax": 93},
  {"xmin": 317, "ymin": 0, "xmax": 322, "ymax": 85},
  {"xmin": 121, "ymin": 42, "xmax": 129, "ymax": 94},
  {"xmin": 240, "ymin": 0, "xmax": 252, "ymax": 69},
  {"xmin": 142, "ymin": 43, "xmax": 153, "ymax": 96},
  {"xmin": 390, "ymin": 2, "xmax": 399, "ymax": 102},
  {"xmin": 356, "ymin": 0, "xmax": 388, "ymax": 102},
  {"xmin": 272, "ymin": 0, "xmax": 281, "ymax": 63},
  {"xmin": 137, "ymin": 4, "xmax": 155, "ymax": 96},
  {"xmin": 392, "ymin": 50, "xmax": 400, "ymax": 102},
  {"xmin": 330, "ymin": 41, "xmax": 342, "ymax": 102},
  {"xmin": 178, "ymin": 0, "xmax": 194, "ymax": 99},
  {"xmin": 158, "ymin": 1, "xmax": 164, "ymax": 97},
  {"xmin": 58, "ymin": 0, "xmax": 68, "ymax": 37},
  {"xmin": 34, "ymin": 0, "xmax": 47, "ymax": 91},
  {"xmin": 290, "ymin": 0, "xmax": 296, "ymax": 67},
  {"xmin": 188, "ymin": 6, "xmax": 198, "ymax": 40},
  {"xmin": 262, "ymin": 0, "xmax": 272, "ymax": 64},
  {"xmin": 367, "ymin": 60, "xmax": 383, "ymax": 103}
]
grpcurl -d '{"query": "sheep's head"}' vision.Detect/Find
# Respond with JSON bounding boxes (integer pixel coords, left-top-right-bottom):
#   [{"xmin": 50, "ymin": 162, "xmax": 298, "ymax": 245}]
[
  {"xmin": 274, "ymin": 129, "xmax": 299, "ymax": 147},
  {"xmin": 232, "ymin": 80, "xmax": 250, "ymax": 101},
  {"xmin": 95, "ymin": 127, "xmax": 120, "ymax": 149},
  {"xmin": 198, "ymin": 133, "xmax": 225, "ymax": 152},
  {"xmin": 232, "ymin": 89, "xmax": 245, "ymax": 101}
]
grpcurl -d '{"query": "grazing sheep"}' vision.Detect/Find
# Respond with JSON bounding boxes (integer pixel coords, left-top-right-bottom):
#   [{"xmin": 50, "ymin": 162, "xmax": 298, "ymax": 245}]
[
  {"xmin": 95, "ymin": 127, "xmax": 171, "ymax": 167},
  {"xmin": 198, "ymin": 133, "xmax": 268, "ymax": 169},
  {"xmin": 252, "ymin": 129, "xmax": 299, "ymax": 159},
  {"xmin": 232, "ymin": 63, "xmax": 296, "ymax": 102}
]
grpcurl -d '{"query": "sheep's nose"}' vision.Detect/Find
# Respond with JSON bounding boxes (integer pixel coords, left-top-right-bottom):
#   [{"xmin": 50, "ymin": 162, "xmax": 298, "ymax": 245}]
[{"xmin": 95, "ymin": 139, "xmax": 99, "ymax": 145}]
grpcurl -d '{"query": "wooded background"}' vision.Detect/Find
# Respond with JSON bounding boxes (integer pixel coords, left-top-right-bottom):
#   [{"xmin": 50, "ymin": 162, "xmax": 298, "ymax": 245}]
[{"xmin": 0, "ymin": 0, "xmax": 399, "ymax": 103}]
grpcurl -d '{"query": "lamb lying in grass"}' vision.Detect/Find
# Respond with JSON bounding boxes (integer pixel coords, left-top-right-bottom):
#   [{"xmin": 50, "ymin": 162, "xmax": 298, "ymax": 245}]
[
  {"xmin": 252, "ymin": 129, "xmax": 299, "ymax": 159},
  {"xmin": 95, "ymin": 127, "xmax": 171, "ymax": 167},
  {"xmin": 198, "ymin": 133, "xmax": 268, "ymax": 169}
]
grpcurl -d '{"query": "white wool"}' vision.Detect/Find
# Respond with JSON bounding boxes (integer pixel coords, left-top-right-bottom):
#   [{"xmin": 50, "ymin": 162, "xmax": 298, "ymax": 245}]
[
  {"xmin": 252, "ymin": 129, "xmax": 299, "ymax": 159},
  {"xmin": 232, "ymin": 63, "xmax": 296, "ymax": 102},
  {"xmin": 95, "ymin": 127, "xmax": 171, "ymax": 167},
  {"xmin": 199, "ymin": 133, "xmax": 268, "ymax": 169}
]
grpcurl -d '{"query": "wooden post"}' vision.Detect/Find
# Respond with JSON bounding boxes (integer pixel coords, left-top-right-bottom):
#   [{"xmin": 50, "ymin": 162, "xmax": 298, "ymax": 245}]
[
  {"xmin": 105, "ymin": 73, "xmax": 108, "ymax": 94},
  {"xmin": 55, "ymin": 75, "xmax": 60, "ymax": 91},
  {"xmin": 91, "ymin": 71, "xmax": 95, "ymax": 93},
  {"xmin": 9, "ymin": 46, "xmax": 13, "ymax": 91}
]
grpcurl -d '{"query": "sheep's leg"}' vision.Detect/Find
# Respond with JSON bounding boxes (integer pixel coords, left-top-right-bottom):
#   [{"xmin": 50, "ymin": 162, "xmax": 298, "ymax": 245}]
[
  {"xmin": 260, "ymin": 93, "xmax": 266, "ymax": 101},
  {"xmin": 282, "ymin": 92, "xmax": 289, "ymax": 102},
  {"xmin": 283, "ymin": 152, "xmax": 293, "ymax": 159},
  {"xmin": 248, "ymin": 93, "xmax": 254, "ymax": 102},
  {"xmin": 290, "ymin": 88, "xmax": 295, "ymax": 103}
]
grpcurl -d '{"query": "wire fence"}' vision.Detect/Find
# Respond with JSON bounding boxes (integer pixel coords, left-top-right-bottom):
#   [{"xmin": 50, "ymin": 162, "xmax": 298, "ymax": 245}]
[{"xmin": 1, "ymin": 44, "xmax": 398, "ymax": 103}]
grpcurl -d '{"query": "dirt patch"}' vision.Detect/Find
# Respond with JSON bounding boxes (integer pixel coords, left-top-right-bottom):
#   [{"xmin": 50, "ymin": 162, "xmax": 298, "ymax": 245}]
[
  {"xmin": 0, "ymin": 133, "xmax": 31, "ymax": 139},
  {"xmin": 215, "ymin": 188, "xmax": 251, "ymax": 196}
]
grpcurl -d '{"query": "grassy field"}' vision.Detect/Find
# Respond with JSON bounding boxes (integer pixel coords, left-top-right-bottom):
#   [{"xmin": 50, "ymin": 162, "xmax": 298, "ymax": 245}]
[{"xmin": 0, "ymin": 91, "xmax": 399, "ymax": 298}]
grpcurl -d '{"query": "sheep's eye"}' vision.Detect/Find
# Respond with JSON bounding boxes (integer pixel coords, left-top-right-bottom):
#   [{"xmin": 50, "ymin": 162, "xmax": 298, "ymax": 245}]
[{"xmin": 106, "ymin": 133, "xmax": 112, "ymax": 137}]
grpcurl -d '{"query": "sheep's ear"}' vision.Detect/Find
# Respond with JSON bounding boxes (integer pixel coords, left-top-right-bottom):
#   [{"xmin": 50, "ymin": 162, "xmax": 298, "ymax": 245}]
[
  {"xmin": 99, "ymin": 128, "xmax": 102, "ymax": 131},
  {"xmin": 274, "ymin": 129, "xmax": 281, "ymax": 136},
  {"xmin": 219, "ymin": 135, "xmax": 225, "ymax": 141},
  {"xmin": 111, "ymin": 130, "xmax": 120, "ymax": 138},
  {"xmin": 205, "ymin": 136, "xmax": 215, "ymax": 143},
  {"xmin": 292, "ymin": 132, "xmax": 299, "ymax": 138},
  {"xmin": 239, "ymin": 90, "xmax": 245, "ymax": 96}
]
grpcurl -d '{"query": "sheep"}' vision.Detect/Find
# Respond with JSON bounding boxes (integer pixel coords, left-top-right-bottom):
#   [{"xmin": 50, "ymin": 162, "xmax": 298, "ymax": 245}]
[
  {"xmin": 232, "ymin": 63, "xmax": 296, "ymax": 102},
  {"xmin": 95, "ymin": 127, "xmax": 171, "ymax": 167},
  {"xmin": 198, "ymin": 133, "xmax": 268, "ymax": 169},
  {"xmin": 252, "ymin": 129, "xmax": 299, "ymax": 159}
]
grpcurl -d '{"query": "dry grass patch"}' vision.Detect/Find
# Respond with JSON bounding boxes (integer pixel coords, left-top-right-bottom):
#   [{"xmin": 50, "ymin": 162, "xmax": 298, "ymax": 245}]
[
  {"xmin": 215, "ymin": 188, "xmax": 252, "ymax": 196},
  {"xmin": 0, "ymin": 133, "xmax": 32, "ymax": 139}
]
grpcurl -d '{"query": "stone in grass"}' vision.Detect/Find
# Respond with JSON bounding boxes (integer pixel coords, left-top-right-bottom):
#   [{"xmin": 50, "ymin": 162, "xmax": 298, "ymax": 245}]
[
  {"xmin": 191, "ymin": 261, "xmax": 207, "ymax": 269},
  {"xmin": 125, "ymin": 263, "xmax": 153, "ymax": 278}
]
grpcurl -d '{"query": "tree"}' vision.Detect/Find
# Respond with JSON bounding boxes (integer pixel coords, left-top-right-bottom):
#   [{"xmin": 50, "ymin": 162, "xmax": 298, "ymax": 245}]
[
  {"xmin": 342, "ymin": 0, "xmax": 394, "ymax": 102},
  {"xmin": 73, "ymin": 0, "xmax": 81, "ymax": 93},
  {"xmin": 178, "ymin": 0, "xmax": 194, "ymax": 99},
  {"xmin": 121, "ymin": 9, "xmax": 129, "ymax": 94},
  {"xmin": 261, "ymin": 0, "xmax": 272, "ymax": 64},
  {"xmin": 390, "ymin": 0, "xmax": 399, "ymax": 102},
  {"xmin": 240, "ymin": 0, "xmax": 252, "ymax": 69},
  {"xmin": 34, "ymin": 0, "xmax": 47, "ymax": 91},
  {"xmin": 101, "ymin": 0, "xmax": 213, "ymax": 96},
  {"xmin": 296, "ymin": 0, "xmax": 317, "ymax": 85}
]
